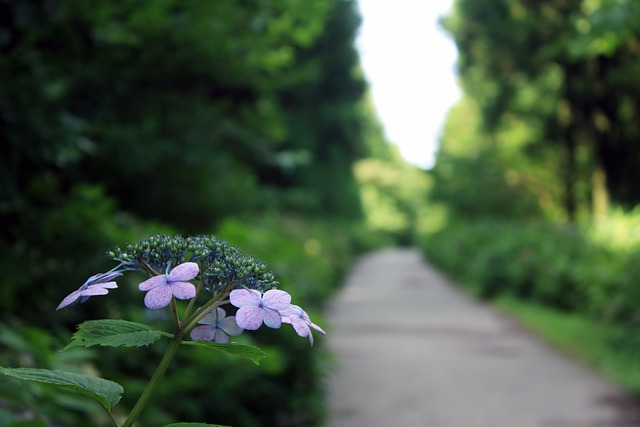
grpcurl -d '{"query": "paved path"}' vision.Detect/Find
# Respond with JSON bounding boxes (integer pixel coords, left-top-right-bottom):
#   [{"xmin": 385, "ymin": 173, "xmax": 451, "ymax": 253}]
[{"xmin": 325, "ymin": 248, "xmax": 640, "ymax": 427}]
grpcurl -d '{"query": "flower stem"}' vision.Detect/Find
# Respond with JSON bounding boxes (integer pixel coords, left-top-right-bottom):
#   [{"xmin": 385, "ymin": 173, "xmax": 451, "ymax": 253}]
[
  {"xmin": 106, "ymin": 409, "xmax": 121, "ymax": 427},
  {"xmin": 182, "ymin": 281, "xmax": 237, "ymax": 331},
  {"xmin": 180, "ymin": 273, "xmax": 205, "ymax": 325},
  {"xmin": 121, "ymin": 334, "xmax": 183, "ymax": 427}
]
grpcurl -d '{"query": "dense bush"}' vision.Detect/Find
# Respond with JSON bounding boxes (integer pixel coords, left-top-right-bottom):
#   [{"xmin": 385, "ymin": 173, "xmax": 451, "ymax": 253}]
[
  {"xmin": 0, "ymin": 1, "xmax": 381, "ymax": 425},
  {"xmin": 422, "ymin": 218, "xmax": 640, "ymax": 326},
  {"xmin": 1, "ymin": 216, "xmax": 366, "ymax": 426}
]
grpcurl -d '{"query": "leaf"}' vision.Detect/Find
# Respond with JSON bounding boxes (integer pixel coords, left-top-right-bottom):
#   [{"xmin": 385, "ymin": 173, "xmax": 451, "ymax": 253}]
[
  {"xmin": 0, "ymin": 367, "xmax": 123, "ymax": 412},
  {"xmin": 65, "ymin": 319, "xmax": 162, "ymax": 349},
  {"xmin": 163, "ymin": 423, "xmax": 230, "ymax": 427},
  {"xmin": 183, "ymin": 341, "xmax": 266, "ymax": 365}
]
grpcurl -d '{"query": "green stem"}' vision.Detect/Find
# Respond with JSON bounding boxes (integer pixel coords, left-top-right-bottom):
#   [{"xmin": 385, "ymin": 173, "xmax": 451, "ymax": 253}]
[
  {"xmin": 181, "ymin": 273, "xmax": 205, "ymax": 325},
  {"xmin": 170, "ymin": 297, "xmax": 180, "ymax": 330},
  {"xmin": 121, "ymin": 335, "xmax": 183, "ymax": 427},
  {"xmin": 106, "ymin": 409, "xmax": 121, "ymax": 427}
]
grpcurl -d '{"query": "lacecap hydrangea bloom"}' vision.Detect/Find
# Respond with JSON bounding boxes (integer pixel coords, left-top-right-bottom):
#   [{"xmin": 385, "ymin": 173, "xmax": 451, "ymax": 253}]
[{"xmin": 56, "ymin": 234, "xmax": 325, "ymax": 345}]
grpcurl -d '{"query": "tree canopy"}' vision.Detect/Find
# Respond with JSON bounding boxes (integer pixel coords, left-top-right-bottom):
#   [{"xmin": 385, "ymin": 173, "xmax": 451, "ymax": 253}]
[
  {"xmin": 1, "ymin": 0, "xmax": 376, "ymax": 325},
  {"xmin": 436, "ymin": 0, "xmax": 640, "ymax": 221}
]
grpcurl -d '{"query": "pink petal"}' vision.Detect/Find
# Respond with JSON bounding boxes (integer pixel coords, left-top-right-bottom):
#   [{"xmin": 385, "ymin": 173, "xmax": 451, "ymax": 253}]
[
  {"xmin": 144, "ymin": 285, "xmax": 173, "ymax": 309},
  {"xmin": 170, "ymin": 282, "xmax": 196, "ymax": 300},
  {"xmin": 263, "ymin": 290, "xmax": 291, "ymax": 311},
  {"xmin": 190, "ymin": 325, "xmax": 215, "ymax": 341},
  {"xmin": 168, "ymin": 262, "xmax": 199, "ymax": 282},
  {"xmin": 235, "ymin": 306, "xmax": 264, "ymax": 330},
  {"xmin": 139, "ymin": 275, "xmax": 167, "ymax": 291},
  {"xmin": 230, "ymin": 289, "xmax": 261, "ymax": 308},
  {"xmin": 262, "ymin": 308, "xmax": 283, "ymax": 329}
]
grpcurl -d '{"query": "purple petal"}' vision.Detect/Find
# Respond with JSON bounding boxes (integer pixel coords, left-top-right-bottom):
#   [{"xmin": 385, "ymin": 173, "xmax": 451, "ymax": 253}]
[
  {"xmin": 290, "ymin": 317, "xmax": 311, "ymax": 337},
  {"xmin": 263, "ymin": 290, "xmax": 291, "ymax": 311},
  {"xmin": 220, "ymin": 316, "xmax": 243, "ymax": 336},
  {"xmin": 91, "ymin": 271, "xmax": 123, "ymax": 285},
  {"xmin": 170, "ymin": 282, "xmax": 196, "ymax": 300},
  {"xmin": 235, "ymin": 306, "xmax": 264, "ymax": 330},
  {"xmin": 213, "ymin": 329, "xmax": 231, "ymax": 343},
  {"xmin": 262, "ymin": 308, "xmax": 283, "ymax": 329},
  {"xmin": 94, "ymin": 282, "xmax": 118, "ymax": 290},
  {"xmin": 230, "ymin": 289, "xmax": 261, "ymax": 308},
  {"xmin": 290, "ymin": 319, "xmax": 314, "ymax": 345},
  {"xmin": 139, "ymin": 275, "xmax": 167, "ymax": 291},
  {"xmin": 197, "ymin": 309, "xmax": 221, "ymax": 326},
  {"xmin": 213, "ymin": 307, "xmax": 227, "ymax": 321},
  {"xmin": 310, "ymin": 321, "xmax": 326, "ymax": 335},
  {"xmin": 56, "ymin": 290, "xmax": 83, "ymax": 310},
  {"xmin": 168, "ymin": 262, "xmax": 199, "ymax": 282},
  {"xmin": 281, "ymin": 304, "xmax": 303, "ymax": 319},
  {"xmin": 190, "ymin": 325, "xmax": 215, "ymax": 341},
  {"xmin": 144, "ymin": 285, "xmax": 173, "ymax": 309},
  {"xmin": 78, "ymin": 286, "xmax": 112, "ymax": 297}
]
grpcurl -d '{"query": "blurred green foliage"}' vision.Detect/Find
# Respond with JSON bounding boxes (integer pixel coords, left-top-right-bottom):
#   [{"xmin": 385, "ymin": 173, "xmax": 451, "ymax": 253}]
[
  {"xmin": 354, "ymin": 157, "xmax": 433, "ymax": 245},
  {"xmin": 421, "ymin": 0, "xmax": 640, "ymax": 396},
  {"xmin": 0, "ymin": 0, "xmax": 395, "ymax": 425},
  {"xmin": 439, "ymin": 0, "xmax": 640, "ymax": 221},
  {"xmin": 422, "ymin": 218, "xmax": 640, "ymax": 369}
]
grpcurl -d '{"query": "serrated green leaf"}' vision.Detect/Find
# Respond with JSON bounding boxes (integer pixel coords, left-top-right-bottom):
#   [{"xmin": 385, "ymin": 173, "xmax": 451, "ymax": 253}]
[
  {"xmin": 0, "ymin": 367, "xmax": 123, "ymax": 411},
  {"xmin": 163, "ymin": 423, "xmax": 230, "ymax": 427},
  {"xmin": 65, "ymin": 319, "xmax": 162, "ymax": 349},
  {"xmin": 183, "ymin": 341, "xmax": 266, "ymax": 365}
]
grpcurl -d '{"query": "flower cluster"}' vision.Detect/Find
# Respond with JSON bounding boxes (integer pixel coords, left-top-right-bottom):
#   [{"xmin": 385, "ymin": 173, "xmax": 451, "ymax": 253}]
[
  {"xmin": 57, "ymin": 235, "xmax": 325, "ymax": 345},
  {"xmin": 229, "ymin": 289, "xmax": 325, "ymax": 344},
  {"xmin": 108, "ymin": 234, "xmax": 278, "ymax": 294}
]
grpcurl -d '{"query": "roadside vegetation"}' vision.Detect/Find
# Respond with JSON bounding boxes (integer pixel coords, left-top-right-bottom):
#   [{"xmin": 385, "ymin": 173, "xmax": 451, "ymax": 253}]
[{"xmin": 420, "ymin": 0, "xmax": 640, "ymax": 398}]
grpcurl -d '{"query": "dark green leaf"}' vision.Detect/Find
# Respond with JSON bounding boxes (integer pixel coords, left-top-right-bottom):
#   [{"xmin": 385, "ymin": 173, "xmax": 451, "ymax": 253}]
[
  {"xmin": 0, "ymin": 367, "xmax": 123, "ymax": 411},
  {"xmin": 183, "ymin": 341, "xmax": 266, "ymax": 365},
  {"xmin": 65, "ymin": 319, "xmax": 162, "ymax": 349}
]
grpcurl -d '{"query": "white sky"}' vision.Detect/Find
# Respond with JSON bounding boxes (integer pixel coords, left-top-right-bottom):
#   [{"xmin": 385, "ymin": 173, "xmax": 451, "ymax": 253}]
[{"xmin": 355, "ymin": 0, "xmax": 461, "ymax": 169}]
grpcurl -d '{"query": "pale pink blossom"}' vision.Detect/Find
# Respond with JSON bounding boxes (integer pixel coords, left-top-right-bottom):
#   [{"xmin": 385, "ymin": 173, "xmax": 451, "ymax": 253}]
[{"xmin": 138, "ymin": 262, "xmax": 198, "ymax": 309}]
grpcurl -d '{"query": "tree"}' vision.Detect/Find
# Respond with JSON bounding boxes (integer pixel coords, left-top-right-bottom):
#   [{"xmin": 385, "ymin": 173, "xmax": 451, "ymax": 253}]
[{"xmin": 441, "ymin": 0, "xmax": 640, "ymax": 220}]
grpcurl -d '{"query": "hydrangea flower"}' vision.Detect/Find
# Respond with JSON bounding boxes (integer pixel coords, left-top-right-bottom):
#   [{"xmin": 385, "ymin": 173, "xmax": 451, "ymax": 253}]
[
  {"xmin": 190, "ymin": 307, "xmax": 243, "ymax": 343},
  {"xmin": 138, "ymin": 262, "xmax": 199, "ymax": 310},
  {"xmin": 56, "ymin": 271, "xmax": 122, "ymax": 310},
  {"xmin": 229, "ymin": 289, "xmax": 291, "ymax": 330},
  {"xmin": 282, "ymin": 304, "xmax": 326, "ymax": 345}
]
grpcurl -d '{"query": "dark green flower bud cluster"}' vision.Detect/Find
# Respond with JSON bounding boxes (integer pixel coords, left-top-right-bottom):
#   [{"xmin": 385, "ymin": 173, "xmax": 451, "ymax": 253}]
[{"xmin": 108, "ymin": 234, "xmax": 278, "ymax": 293}]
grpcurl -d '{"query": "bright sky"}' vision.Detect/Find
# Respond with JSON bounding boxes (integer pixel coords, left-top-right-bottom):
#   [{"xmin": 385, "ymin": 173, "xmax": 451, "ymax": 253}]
[{"xmin": 355, "ymin": 0, "xmax": 461, "ymax": 169}]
